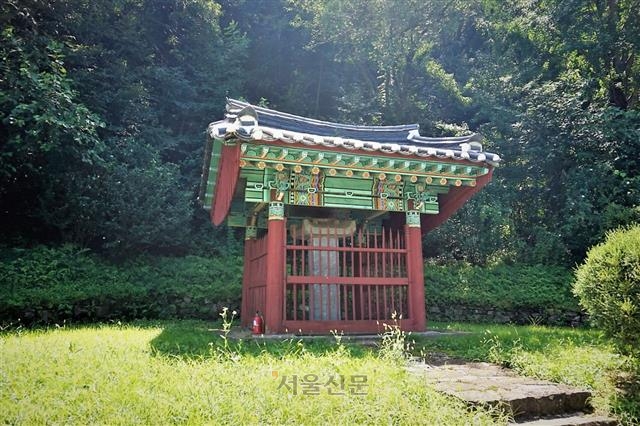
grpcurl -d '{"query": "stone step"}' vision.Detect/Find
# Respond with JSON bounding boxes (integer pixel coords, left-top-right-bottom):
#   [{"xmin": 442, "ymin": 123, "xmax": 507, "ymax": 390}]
[
  {"xmin": 509, "ymin": 414, "xmax": 618, "ymax": 425},
  {"xmin": 406, "ymin": 360, "xmax": 614, "ymax": 422}
]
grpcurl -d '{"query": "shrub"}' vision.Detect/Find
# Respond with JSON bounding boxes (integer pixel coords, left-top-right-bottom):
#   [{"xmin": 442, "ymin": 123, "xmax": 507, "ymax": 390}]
[
  {"xmin": 573, "ymin": 225, "xmax": 640, "ymax": 355},
  {"xmin": 0, "ymin": 245, "xmax": 243, "ymax": 324},
  {"xmin": 426, "ymin": 262, "xmax": 578, "ymax": 311}
]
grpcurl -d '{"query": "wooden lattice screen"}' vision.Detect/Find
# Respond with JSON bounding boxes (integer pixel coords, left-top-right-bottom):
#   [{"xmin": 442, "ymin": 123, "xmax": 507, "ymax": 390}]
[{"xmin": 284, "ymin": 224, "xmax": 410, "ymax": 328}]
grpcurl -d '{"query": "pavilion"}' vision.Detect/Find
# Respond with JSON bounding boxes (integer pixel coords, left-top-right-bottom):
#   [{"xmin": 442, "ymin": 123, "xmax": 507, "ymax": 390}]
[{"xmin": 199, "ymin": 99, "xmax": 500, "ymax": 333}]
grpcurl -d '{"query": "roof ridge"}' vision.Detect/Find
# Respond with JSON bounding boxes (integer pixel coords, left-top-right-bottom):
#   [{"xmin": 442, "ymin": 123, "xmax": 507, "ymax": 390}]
[{"xmin": 227, "ymin": 98, "xmax": 420, "ymax": 132}]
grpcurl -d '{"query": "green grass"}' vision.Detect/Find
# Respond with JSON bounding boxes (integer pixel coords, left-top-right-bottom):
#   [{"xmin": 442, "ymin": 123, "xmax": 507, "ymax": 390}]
[
  {"xmin": 2, "ymin": 320, "xmax": 638, "ymax": 425},
  {"xmin": 416, "ymin": 322, "xmax": 639, "ymax": 425},
  {"xmin": 0, "ymin": 321, "xmax": 501, "ymax": 425}
]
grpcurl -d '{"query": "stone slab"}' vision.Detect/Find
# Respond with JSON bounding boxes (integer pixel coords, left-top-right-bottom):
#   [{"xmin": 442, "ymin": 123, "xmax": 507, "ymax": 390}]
[
  {"xmin": 407, "ymin": 361, "xmax": 593, "ymax": 420},
  {"xmin": 509, "ymin": 414, "xmax": 617, "ymax": 425}
]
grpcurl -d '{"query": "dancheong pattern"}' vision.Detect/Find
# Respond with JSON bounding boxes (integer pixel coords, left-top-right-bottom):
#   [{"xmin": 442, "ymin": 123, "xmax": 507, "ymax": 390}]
[
  {"xmin": 289, "ymin": 170, "xmax": 325, "ymax": 206},
  {"xmin": 372, "ymin": 178, "xmax": 404, "ymax": 211}
]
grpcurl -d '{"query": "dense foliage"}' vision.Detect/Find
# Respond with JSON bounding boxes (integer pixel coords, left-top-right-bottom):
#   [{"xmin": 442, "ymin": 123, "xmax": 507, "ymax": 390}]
[
  {"xmin": 0, "ymin": 246, "xmax": 580, "ymax": 324},
  {"xmin": 0, "ymin": 0, "xmax": 245, "ymax": 257},
  {"xmin": 426, "ymin": 262, "xmax": 578, "ymax": 311},
  {"xmin": 573, "ymin": 225, "xmax": 640, "ymax": 355},
  {"xmin": 0, "ymin": 245, "xmax": 242, "ymax": 323},
  {"xmin": 1, "ymin": 0, "xmax": 638, "ymax": 265}
]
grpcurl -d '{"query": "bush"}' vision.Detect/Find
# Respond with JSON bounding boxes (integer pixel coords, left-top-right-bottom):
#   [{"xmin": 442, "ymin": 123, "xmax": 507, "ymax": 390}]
[
  {"xmin": 0, "ymin": 245, "xmax": 243, "ymax": 324},
  {"xmin": 573, "ymin": 225, "xmax": 640, "ymax": 355},
  {"xmin": 2, "ymin": 245, "xmax": 587, "ymax": 326},
  {"xmin": 426, "ymin": 262, "xmax": 579, "ymax": 311}
]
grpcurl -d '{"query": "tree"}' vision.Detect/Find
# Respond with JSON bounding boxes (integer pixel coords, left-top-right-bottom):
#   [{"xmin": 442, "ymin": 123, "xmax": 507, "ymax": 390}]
[
  {"xmin": 0, "ymin": 2, "xmax": 105, "ymax": 242},
  {"xmin": 289, "ymin": 0, "xmax": 479, "ymax": 128},
  {"xmin": 1, "ymin": 0, "xmax": 249, "ymax": 255}
]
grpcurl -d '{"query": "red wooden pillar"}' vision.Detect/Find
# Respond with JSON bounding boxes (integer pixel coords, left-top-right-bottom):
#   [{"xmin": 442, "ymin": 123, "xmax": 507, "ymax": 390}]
[
  {"xmin": 264, "ymin": 202, "xmax": 285, "ymax": 333},
  {"xmin": 405, "ymin": 210, "xmax": 426, "ymax": 331},
  {"xmin": 241, "ymin": 226, "xmax": 257, "ymax": 328}
]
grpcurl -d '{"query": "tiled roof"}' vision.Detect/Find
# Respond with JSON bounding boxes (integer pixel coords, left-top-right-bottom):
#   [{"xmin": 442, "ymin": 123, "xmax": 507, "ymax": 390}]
[{"xmin": 207, "ymin": 99, "xmax": 501, "ymax": 166}]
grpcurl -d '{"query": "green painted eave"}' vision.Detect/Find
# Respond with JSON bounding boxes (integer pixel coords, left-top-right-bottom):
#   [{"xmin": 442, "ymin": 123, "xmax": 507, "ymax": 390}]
[{"xmin": 201, "ymin": 138, "xmax": 223, "ymax": 210}]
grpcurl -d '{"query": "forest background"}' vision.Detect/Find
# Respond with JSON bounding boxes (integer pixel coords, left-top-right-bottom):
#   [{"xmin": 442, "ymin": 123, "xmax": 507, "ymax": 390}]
[{"xmin": 1, "ymin": 0, "xmax": 638, "ymax": 321}]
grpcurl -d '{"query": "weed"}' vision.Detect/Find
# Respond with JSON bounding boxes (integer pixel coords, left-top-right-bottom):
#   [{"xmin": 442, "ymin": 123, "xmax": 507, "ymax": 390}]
[
  {"xmin": 330, "ymin": 329, "xmax": 347, "ymax": 356},
  {"xmin": 483, "ymin": 330, "xmax": 523, "ymax": 368},
  {"xmin": 212, "ymin": 307, "xmax": 242, "ymax": 361},
  {"xmin": 377, "ymin": 313, "xmax": 414, "ymax": 362}
]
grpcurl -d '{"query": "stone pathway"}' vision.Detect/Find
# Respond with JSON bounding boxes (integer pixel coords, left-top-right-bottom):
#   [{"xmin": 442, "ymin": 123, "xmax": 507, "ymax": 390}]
[{"xmin": 406, "ymin": 357, "xmax": 618, "ymax": 425}]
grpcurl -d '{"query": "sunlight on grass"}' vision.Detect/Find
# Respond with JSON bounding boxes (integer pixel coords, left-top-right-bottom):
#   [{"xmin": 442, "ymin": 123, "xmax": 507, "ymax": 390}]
[
  {"xmin": 0, "ymin": 323, "xmax": 501, "ymax": 425},
  {"xmin": 419, "ymin": 322, "xmax": 634, "ymax": 422}
]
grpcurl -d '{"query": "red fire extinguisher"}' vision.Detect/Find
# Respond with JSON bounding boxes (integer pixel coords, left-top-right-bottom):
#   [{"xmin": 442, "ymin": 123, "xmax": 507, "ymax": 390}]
[{"xmin": 252, "ymin": 311, "xmax": 264, "ymax": 335}]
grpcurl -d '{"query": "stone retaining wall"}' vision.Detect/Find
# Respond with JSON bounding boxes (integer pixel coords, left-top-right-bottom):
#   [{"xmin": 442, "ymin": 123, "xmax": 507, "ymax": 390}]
[
  {"xmin": 428, "ymin": 303, "xmax": 587, "ymax": 327},
  {"xmin": 5, "ymin": 296, "xmax": 242, "ymax": 325},
  {"xmin": 7, "ymin": 300, "xmax": 585, "ymax": 327}
]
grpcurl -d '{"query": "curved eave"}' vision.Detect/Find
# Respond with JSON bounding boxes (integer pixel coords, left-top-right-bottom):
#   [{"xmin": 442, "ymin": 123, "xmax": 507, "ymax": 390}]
[
  {"xmin": 198, "ymin": 137, "xmax": 222, "ymax": 210},
  {"xmin": 219, "ymin": 99, "xmax": 499, "ymax": 164},
  {"xmin": 208, "ymin": 122, "xmax": 501, "ymax": 167}
]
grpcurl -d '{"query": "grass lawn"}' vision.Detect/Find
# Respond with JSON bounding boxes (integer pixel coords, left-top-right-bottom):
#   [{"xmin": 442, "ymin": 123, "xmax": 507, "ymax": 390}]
[
  {"xmin": 0, "ymin": 320, "xmax": 500, "ymax": 425},
  {"xmin": 1, "ymin": 319, "xmax": 637, "ymax": 425}
]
